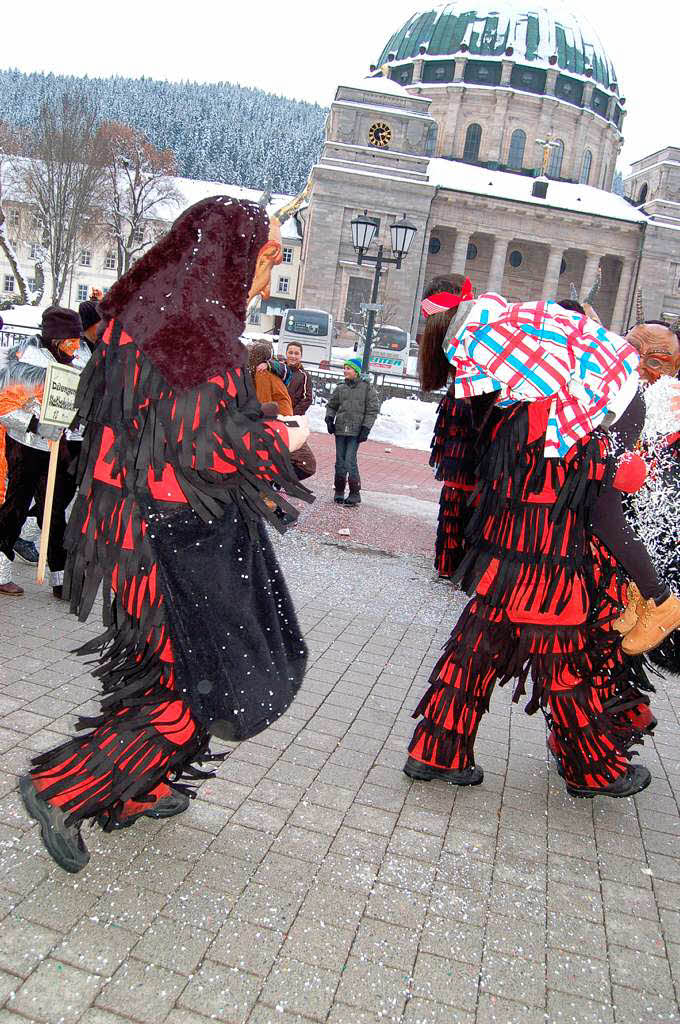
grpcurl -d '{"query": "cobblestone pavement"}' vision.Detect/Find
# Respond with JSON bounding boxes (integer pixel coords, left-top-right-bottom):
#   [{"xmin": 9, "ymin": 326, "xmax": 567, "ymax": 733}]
[
  {"xmin": 1, "ymin": 503, "xmax": 680, "ymax": 1022},
  {"xmin": 289, "ymin": 433, "xmax": 440, "ymax": 558}
]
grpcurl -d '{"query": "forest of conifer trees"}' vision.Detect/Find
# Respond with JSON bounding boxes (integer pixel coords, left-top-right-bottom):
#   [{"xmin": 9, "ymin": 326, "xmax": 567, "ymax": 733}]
[{"xmin": 0, "ymin": 68, "xmax": 327, "ymax": 192}]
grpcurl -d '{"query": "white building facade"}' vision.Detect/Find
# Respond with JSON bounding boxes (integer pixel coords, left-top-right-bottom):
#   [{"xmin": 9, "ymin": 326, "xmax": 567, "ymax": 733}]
[{"xmin": 0, "ymin": 178, "xmax": 302, "ymax": 331}]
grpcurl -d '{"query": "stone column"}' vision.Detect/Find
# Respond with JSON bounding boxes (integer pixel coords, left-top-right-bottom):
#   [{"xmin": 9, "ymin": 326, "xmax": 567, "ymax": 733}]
[
  {"xmin": 541, "ymin": 245, "xmax": 564, "ymax": 300},
  {"xmin": 580, "ymin": 252, "xmax": 602, "ymax": 299},
  {"xmin": 611, "ymin": 257, "xmax": 636, "ymax": 333},
  {"xmin": 452, "ymin": 230, "xmax": 471, "ymax": 275},
  {"xmin": 487, "ymin": 236, "xmax": 510, "ymax": 293}
]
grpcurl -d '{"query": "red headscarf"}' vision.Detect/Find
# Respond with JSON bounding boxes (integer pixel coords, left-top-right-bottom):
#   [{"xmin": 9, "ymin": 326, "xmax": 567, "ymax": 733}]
[{"xmin": 421, "ymin": 277, "xmax": 474, "ymax": 318}]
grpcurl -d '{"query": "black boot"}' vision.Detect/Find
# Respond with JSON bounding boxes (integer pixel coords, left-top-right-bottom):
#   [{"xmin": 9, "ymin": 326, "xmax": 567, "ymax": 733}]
[
  {"xmin": 344, "ymin": 478, "xmax": 361, "ymax": 507},
  {"xmin": 97, "ymin": 791, "xmax": 191, "ymax": 832},
  {"xmin": 334, "ymin": 474, "xmax": 347, "ymax": 504},
  {"xmin": 566, "ymin": 764, "xmax": 651, "ymax": 799},
  {"xmin": 19, "ymin": 775, "xmax": 90, "ymax": 873},
  {"xmin": 403, "ymin": 756, "xmax": 483, "ymax": 786}
]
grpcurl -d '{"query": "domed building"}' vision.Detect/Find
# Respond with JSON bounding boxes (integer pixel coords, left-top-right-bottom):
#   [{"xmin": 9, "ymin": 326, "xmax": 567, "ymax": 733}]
[
  {"xmin": 377, "ymin": 2, "xmax": 623, "ymax": 191},
  {"xmin": 297, "ymin": 1, "xmax": 680, "ymax": 342}
]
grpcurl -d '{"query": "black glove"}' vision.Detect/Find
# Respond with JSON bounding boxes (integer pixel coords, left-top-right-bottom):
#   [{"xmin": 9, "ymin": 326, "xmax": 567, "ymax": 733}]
[
  {"xmin": 325, "ymin": 418, "xmax": 336, "ymax": 435},
  {"xmin": 357, "ymin": 426, "xmax": 370, "ymax": 443}
]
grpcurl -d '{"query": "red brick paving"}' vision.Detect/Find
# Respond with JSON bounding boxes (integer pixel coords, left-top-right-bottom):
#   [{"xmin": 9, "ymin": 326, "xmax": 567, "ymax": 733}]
[{"xmin": 290, "ymin": 433, "xmax": 440, "ymax": 559}]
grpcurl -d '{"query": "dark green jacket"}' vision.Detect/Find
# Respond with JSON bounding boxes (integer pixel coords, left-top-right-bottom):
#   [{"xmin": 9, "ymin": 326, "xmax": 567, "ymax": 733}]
[{"xmin": 326, "ymin": 378, "xmax": 381, "ymax": 437}]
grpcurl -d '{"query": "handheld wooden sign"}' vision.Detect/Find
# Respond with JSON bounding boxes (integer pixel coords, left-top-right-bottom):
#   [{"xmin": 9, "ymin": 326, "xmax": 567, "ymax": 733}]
[
  {"xmin": 36, "ymin": 363, "xmax": 81, "ymax": 585},
  {"xmin": 39, "ymin": 363, "xmax": 81, "ymax": 429}
]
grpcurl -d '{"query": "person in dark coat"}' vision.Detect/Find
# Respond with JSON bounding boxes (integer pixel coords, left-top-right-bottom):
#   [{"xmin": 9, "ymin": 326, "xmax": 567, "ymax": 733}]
[
  {"xmin": 325, "ymin": 357, "xmax": 380, "ymax": 505},
  {"xmin": 19, "ymin": 197, "xmax": 312, "ymax": 873},
  {"xmin": 78, "ymin": 293, "xmax": 102, "ymax": 353}
]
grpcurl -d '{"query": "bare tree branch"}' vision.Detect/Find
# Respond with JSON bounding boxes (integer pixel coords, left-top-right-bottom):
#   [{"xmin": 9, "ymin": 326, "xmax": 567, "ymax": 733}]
[
  {"xmin": 0, "ymin": 121, "xmax": 31, "ymax": 304},
  {"xmin": 98, "ymin": 122, "xmax": 180, "ymax": 277},
  {"xmin": 13, "ymin": 92, "xmax": 107, "ymax": 304}
]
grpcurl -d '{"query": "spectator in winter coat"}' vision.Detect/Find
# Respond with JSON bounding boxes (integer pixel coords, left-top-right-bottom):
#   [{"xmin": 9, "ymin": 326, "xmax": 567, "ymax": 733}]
[
  {"xmin": 274, "ymin": 343, "xmax": 314, "ymax": 415},
  {"xmin": 0, "ymin": 306, "xmax": 90, "ymax": 598},
  {"xmin": 325, "ymin": 357, "xmax": 380, "ymax": 506},
  {"xmin": 256, "ymin": 343, "xmax": 313, "ymax": 414},
  {"xmin": 258, "ymin": 342, "xmax": 317, "ymax": 481},
  {"xmin": 249, "ymin": 342, "xmax": 293, "ymax": 417}
]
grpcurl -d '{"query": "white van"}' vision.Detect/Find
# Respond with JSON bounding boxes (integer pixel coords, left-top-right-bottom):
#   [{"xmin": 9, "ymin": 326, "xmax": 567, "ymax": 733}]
[{"xmin": 277, "ymin": 309, "xmax": 333, "ymax": 366}]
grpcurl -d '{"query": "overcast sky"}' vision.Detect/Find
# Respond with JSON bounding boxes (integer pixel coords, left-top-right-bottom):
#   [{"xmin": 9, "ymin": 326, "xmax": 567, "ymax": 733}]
[{"xmin": 4, "ymin": 0, "xmax": 676, "ymax": 171}]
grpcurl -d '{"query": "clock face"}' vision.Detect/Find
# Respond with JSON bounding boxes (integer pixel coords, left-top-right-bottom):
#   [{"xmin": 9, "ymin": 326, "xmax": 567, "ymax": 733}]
[{"xmin": 368, "ymin": 122, "xmax": 392, "ymax": 149}]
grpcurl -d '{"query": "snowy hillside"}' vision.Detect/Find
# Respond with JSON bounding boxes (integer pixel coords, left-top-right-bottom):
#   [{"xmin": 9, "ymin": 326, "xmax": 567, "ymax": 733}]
[{"xmin": 0, "ymin": 69, "xmax": 326, "ymax": 194}]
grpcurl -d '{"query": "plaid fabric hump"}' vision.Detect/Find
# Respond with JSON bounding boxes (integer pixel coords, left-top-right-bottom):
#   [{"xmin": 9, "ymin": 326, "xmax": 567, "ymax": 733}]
[{"xmin": 445, "ymin": 294, "xmax": 639, "ymax": 457}]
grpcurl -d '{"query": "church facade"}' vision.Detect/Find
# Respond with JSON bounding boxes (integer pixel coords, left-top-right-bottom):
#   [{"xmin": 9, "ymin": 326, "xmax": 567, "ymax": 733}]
[{"xmin": 297, "ymin": 2, "xmax": 680, "ymax": 341}]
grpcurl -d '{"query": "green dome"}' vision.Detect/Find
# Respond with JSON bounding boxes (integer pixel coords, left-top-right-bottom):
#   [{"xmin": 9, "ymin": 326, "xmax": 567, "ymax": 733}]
[{"xmin": 377, "ymin": 2, "xmax": 618, "ymax": 89}]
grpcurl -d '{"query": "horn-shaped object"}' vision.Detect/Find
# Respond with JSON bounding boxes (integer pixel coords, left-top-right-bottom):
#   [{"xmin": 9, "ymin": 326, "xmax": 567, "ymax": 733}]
[
  {"xmin": 569, "ymin": 282, "xmax": 579, "ymax": 300},
  {"xmin": 271, "ymin": 176, "xmax": 312, "ymax": 226},
  {"xmin": 635, "ymin": 289, "xmax": 645, "ymax": 325},
  {"xmin": 583, "ymin": 264, "xmax": 601, "ymax": 306}
]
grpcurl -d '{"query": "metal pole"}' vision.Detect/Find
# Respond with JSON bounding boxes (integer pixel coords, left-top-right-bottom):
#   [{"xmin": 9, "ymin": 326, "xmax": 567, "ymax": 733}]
[{"xmin": 361, "ymin": 245, "xmax": 383, "ymax": 376}]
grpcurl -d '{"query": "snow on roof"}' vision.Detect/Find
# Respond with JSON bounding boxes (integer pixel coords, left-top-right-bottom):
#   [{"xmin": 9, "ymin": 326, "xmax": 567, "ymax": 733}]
[
  {"xmin": 377, "ymin": 1, "xmax": 617, "ymax": 89},
  {"xmin": 337, "ymin": 77, "xmax": 409, "ymax": 98},
  {"xmin": 428, "ymin": 158, "xmax": 646, "ymax": 223},
  {"xmin": 160, "ymin": 175, "xmax": 301, "ymax": 239}
]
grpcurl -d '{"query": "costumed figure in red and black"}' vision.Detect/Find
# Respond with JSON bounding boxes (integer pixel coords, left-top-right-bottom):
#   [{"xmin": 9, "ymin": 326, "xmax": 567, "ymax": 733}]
[
  {"xmin": 19, "ymin": 196, "xmax": 313, "ymax": 873},
  {"xmin": 405, "ymin": 293, "xmax": 657, "ymax": 799},
  {"xmin": 420, "ymin": 275, "xmax": 493, "ymax": 578}
]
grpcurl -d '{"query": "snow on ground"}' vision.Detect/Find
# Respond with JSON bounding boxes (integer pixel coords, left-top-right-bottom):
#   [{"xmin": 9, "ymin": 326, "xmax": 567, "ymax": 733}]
[
  {"xmin": 308, "ymin": 395, "xmax": 436, "ymax": 451},
  {"xmin": 0, "ymin": 303, "xmax": 46, "ymax": 332}
]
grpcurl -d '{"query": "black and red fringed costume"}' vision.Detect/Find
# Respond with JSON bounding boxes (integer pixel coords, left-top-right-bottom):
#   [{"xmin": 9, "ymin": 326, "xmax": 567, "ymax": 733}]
[
  {"xmin": 28, "ymin": 197, "xmax": 312, "ymax": 828},
  {"xmin": 410, "ymin": 397, "xmax": 654, "ymax": 790},
  {"xmin": 430, "ymin": 385, "xmax": 494, "ymax": 578}
]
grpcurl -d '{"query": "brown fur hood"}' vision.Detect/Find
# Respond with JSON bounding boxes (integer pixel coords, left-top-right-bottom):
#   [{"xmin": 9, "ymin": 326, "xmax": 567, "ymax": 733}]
[{"xmin": 99, "ymin": 197, "xmax": 269, "ymax": 390}]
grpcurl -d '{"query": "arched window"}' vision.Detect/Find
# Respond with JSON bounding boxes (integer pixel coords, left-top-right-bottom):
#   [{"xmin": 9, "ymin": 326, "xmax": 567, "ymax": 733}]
[
  {"xmin": 547, "ymin": 140, "xmax": 564, "ymax": 179},
  {"xmin": 601, "ymin": 163, "xmax": 609, "ymax": 189},
  {"xmin": 579, "ymin": 149, "xmax": 592, "ymax": 185},
  {"xmin": 463, "ymin": 123, "xmax": 482, "ymax": 163},
  {"xmin": 638, "ymin": 183, "xmax": 648, "ymax": 204},
  {"xmin": 507, "ymin": 129, "xmax": 526, "ymax": 170}
]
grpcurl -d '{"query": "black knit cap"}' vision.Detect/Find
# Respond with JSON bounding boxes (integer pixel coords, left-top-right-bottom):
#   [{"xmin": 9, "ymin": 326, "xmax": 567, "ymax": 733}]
[
  {"xmin": 79, "ymin": 300, "xmax": 101, "ymax": 332},
  {"xmin": 41, "ymin": 305, "xmax": 82, "ymax": 342}
]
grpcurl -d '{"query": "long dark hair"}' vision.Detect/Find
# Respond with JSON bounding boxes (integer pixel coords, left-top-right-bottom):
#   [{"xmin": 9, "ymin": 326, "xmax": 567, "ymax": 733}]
[
  {"xmin": 419, "ymin": 274, "xmax": 468, "ymax": 392},
  {"xmin": 419, "ymin": 308, "xmax": 455, "ymax": 392}
]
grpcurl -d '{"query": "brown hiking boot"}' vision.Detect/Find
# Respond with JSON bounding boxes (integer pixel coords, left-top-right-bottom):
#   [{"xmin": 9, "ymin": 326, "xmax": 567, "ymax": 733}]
[
  {"xmin": 613, "ymin": 583, "xmax": 640, "ymax": 635},
  {"xmin": 622, "ymin": 594, "xmax": 680, "ymax": 655}
]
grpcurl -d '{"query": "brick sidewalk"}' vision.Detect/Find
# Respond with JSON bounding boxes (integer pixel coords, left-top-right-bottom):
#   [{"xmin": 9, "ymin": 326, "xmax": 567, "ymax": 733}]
[
  {"xmin": 292, "ymin": 433, "xmax": 440, "ymax": 559},
  {"xmin": 1, "ymin": 527, "xmax": 680, "ymax": 1023}
]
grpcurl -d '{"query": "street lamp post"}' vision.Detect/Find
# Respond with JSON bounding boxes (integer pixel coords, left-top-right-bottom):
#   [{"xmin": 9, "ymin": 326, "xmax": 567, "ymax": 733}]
[{"xmin": 350, "ymin": 211, "xmax": 417, "ymax": 376}]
